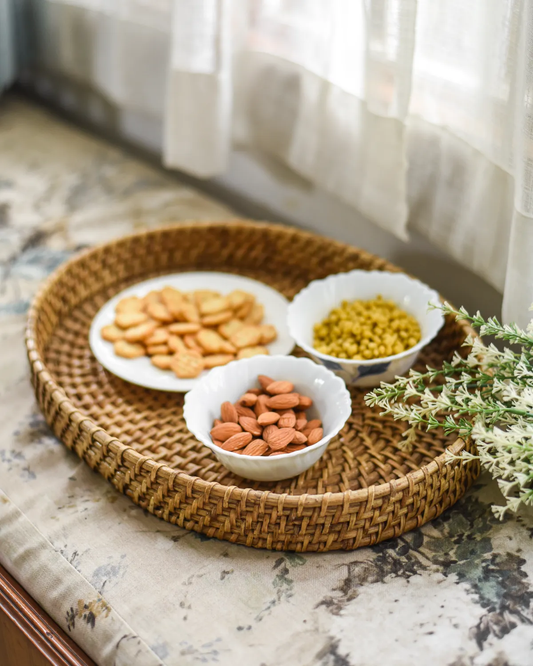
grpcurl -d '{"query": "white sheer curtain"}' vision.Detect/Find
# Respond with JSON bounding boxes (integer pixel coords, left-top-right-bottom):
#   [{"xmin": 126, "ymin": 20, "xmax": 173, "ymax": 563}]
[
  {"xmin": 22, "ymin": 0, "xmax": 533, "ymax": 326},
  {"xmin": 406, "ymin": 1, "xmax": 533, "ymax": 328}
]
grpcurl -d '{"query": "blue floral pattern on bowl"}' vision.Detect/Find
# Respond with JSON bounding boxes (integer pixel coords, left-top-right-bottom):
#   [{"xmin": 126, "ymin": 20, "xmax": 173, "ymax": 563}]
[{"xmin": 310, "ymin": 353, "xmax": 414, "ymax": 387}]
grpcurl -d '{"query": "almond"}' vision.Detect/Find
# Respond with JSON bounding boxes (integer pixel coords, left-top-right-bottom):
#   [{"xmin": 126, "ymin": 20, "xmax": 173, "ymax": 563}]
[
  {"xmin": 266, "ymin": 393, "xmax": 300, "ymax": 410},
  {"xmin": 278, "ymin": 409, "xmax": 296, "ymax": 417},
  {"xmin": 295, "ymin": 418, "xmax": 308, "ymax": 431},
  {"xmin": 269, "ymin": 451, "xmax": 286, "ymax": 456},
  {"xmin": 220, "ymin": 432, "xmax": 252, "ymax": 451},
  {"xmin": 220, "ymin": 401, "xmax": 239, "ymax": 423},
  {"xmin": 278, "ymin": 413, "xmax": 296, "ymax": 428},
  {"xmin": 285, "ymin": 444, "xmax": 306, "ymax": 453},
  {"xmin": 291, "ymin": 430, "xmax": 308, "ymax": 445},
  {"xmin": 302, "ymin": 423, "xmax": 321, "ymax": 436},
  {"xmin": 242, "ymin": 439, "xmax": 269, "ymax": 456},
  {"xmin": 240, "ymin": 392, "xmax": 258, "ymax": 406},
  {"xmin": 298, "ymin": 395, "xmax": 313, "ymax": 409},
  {"xmin": 209, "ymin": 374, "xmax": 322, "ymax": 459},
  {"xmin": 254, "ymin": 394, "xmax": 270, "ymax": 417},
  {"xmin": 239, "ymin": 416, "xmax": 262, "ymax": 437},
  {"xmin": 235, "ymin": 403, "xmax": 256, "ymax": 419},
  {"xmin": 258, "ymin": 374, "xmax": 275, "ymax": 390},
  {"xmin": 257, "ymin": 411, "xmax": 280, "ymax": 426},
  {"xmin": 266, "ymin": 380, "xmax": 294, "ymax": 395},
  {"xmin": 262, "ymin": 424, "xmax": 279, "ymax": 442},
  {"xmin": 307, "ymin": 427, "xmax": 323, "ymax": 445},
  {"xmin": 210, "ymin": 422, "xmax": 242, "ymax": 442},
  {"xmin": 267, "ymin": 427, "xmax": 295, "ymax": 451}
]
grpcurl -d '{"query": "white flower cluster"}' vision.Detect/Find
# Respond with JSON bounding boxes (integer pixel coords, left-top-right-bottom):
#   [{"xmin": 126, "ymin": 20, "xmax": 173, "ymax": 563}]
[{"xmin": 365, "ymin": 302, "xmax": 533, "ymax": 517}]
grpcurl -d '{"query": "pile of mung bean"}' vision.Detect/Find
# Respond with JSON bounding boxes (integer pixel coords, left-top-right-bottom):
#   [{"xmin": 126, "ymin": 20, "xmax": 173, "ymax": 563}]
[{"xmin": 313, "ymin": 295, "xmax": 421, "ymax": 360}]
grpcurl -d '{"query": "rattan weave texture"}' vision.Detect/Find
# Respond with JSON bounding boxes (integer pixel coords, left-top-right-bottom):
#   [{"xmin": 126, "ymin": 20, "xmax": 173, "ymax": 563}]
[{"xmin": 26, "ymin": 221, "xmax": 479, "ymax": 552}]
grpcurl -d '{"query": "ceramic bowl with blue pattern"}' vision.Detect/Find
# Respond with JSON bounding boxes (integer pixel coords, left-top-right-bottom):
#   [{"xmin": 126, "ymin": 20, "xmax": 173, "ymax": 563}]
[{"xmin": 287, "ymin": 270, "xmax": 444, "ymax": 387}]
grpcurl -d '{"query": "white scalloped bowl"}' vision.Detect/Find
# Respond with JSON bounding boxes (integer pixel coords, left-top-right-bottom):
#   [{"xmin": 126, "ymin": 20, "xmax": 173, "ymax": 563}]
[
  {"xmin": 287, "ymin": 270, "xmax": 444, "ymax": 387},
  {"xmin": 183, "ymin": 355, "xmax": 352, "ymax": 482}
]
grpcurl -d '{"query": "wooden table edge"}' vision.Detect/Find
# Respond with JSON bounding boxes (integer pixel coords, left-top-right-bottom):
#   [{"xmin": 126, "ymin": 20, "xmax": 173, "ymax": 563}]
[{"xmin": 0, "ymin": 564, "xmax": 95, "ymax": 666}]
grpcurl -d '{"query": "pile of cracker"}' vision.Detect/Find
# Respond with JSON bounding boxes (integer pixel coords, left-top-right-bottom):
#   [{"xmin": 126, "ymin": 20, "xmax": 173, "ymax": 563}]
[{"xmin": 100, "ymin": 287, "xmax": 277, "ymax": 378}]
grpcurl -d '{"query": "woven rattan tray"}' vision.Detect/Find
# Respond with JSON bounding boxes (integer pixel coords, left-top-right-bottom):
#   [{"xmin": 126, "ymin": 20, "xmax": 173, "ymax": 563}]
[{"xmin": 26, "ymin": 221, "xmax": 479, "ymax": 552}]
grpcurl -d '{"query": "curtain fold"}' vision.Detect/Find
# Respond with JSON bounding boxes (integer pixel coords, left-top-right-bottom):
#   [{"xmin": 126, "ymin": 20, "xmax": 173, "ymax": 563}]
[
  {"xmin": 407, "ymin": 0, "xmax": 533, "ymax": 327},
  {"xmin": 4, "ymin": 0, "xmax": 533, "ymax": 324},
  {"xmin": 407, "ymin": 119, "xmax": 515, "ymax": 294},
  {"xmin": 163, "ymin": 0, "xmax": 232, "ymax": 177},
  {"xmin": 224, "ymin": 0, "xmax": 417, "ymax": 240},
  {"xmin": 502, "ymin": 0, "xmax": 533, "ymax": 327},
  {"xmin": 0, "ymin": 0, "xmax": 17, "ymax": 91}
]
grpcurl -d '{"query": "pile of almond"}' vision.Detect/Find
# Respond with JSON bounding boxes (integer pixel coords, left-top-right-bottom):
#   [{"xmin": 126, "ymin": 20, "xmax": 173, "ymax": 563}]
[
  {"xmin": 100, "ymin": 287, "xmax": 277, "ymax": 378},
  {"xmin": 210, "ymin": 375, "xmax": 323, "ymax": 456}
]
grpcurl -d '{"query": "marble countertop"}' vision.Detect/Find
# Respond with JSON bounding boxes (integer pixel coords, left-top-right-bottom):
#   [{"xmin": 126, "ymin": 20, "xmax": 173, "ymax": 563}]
[{"xmin": 1, "ymin": 95, "xmax": 532, "ymax": 666}]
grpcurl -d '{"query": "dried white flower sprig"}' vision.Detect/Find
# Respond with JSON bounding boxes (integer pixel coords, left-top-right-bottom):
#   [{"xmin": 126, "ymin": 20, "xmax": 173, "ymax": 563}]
[{"xmin": 365, "ymin": 303, "xmax": 533, "ymax": 518}]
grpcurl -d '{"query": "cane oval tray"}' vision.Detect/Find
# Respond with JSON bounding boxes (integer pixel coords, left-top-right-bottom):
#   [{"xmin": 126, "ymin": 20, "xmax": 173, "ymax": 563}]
[{"xmin": 26, "ymin": 221, "xmax": 479, "ymax": 552}]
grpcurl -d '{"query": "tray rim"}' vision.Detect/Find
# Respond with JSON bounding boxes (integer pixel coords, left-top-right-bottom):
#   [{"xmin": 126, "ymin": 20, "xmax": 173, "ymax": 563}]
[{"xmin": 25, "ymin": 220, "xmax": 476, "ymax": 509}]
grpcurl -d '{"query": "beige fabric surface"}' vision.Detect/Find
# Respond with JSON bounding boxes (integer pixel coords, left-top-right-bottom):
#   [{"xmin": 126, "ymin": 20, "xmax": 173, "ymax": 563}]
[{"xmin": 2, "ymin": 96, "xmax": 533, "ymax": 666}]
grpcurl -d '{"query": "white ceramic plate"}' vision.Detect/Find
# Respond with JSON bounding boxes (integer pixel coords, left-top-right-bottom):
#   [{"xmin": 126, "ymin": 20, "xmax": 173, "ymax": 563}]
[{"xmin": 89, "ymin": 272, "xmax": 294, "ymax": 392}]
